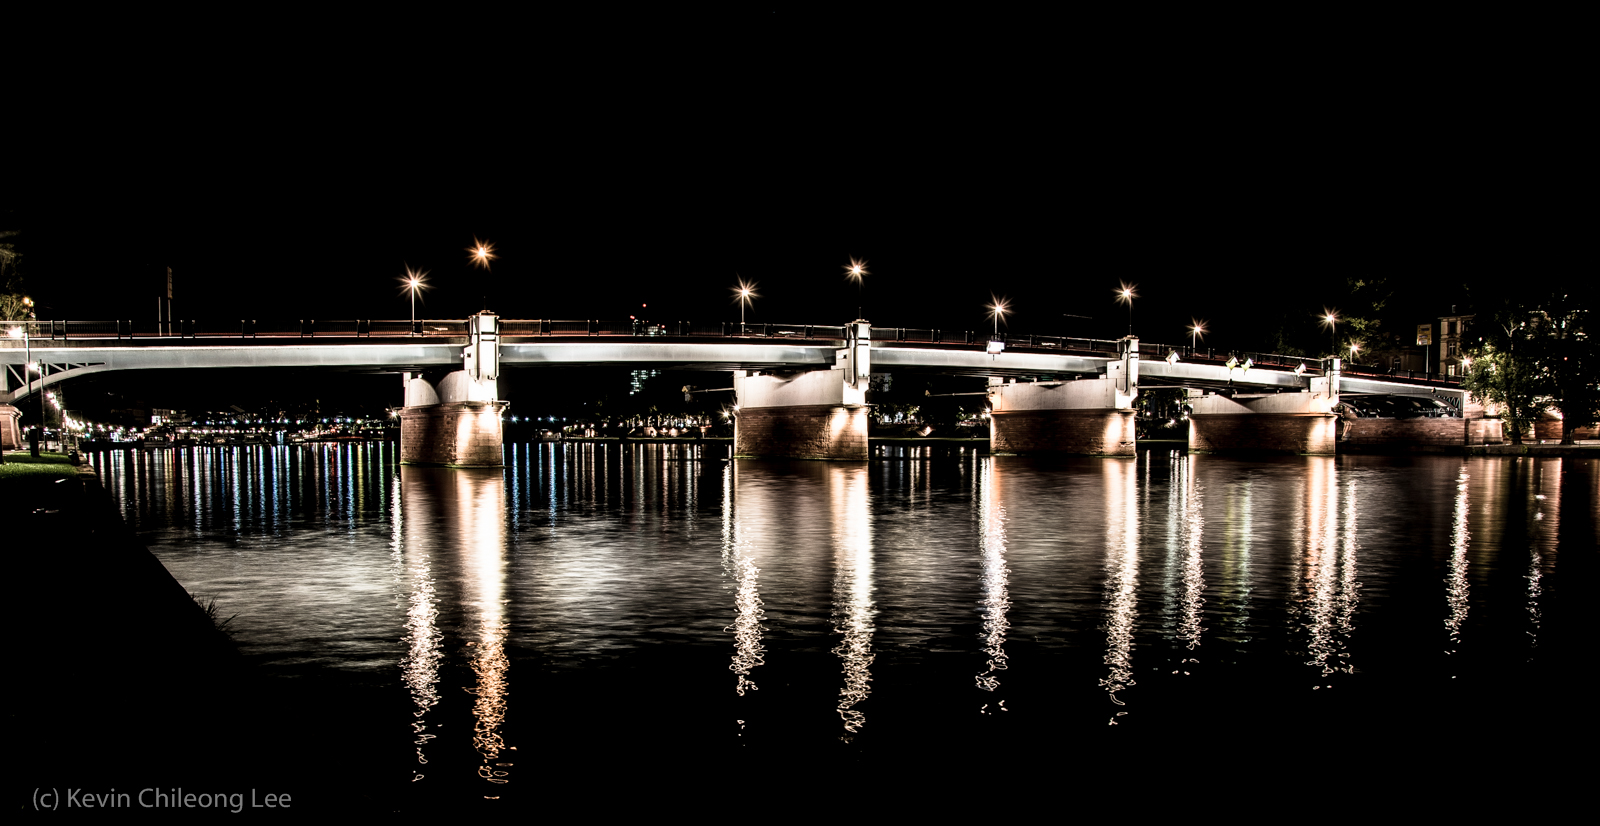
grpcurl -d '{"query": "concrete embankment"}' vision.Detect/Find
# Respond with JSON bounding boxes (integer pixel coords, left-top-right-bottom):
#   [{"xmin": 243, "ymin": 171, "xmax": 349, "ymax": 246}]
[{"xmin": 8, "ymin": 462, "xmax": 387, "ymax": 812}]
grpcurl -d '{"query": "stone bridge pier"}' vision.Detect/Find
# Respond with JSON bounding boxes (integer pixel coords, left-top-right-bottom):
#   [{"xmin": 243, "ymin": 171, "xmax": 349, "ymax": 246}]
[
  {"xmin": 732, "ymin": 321, "xmax": 871, "ymax": 460},
  {"xmin": 988, "ymin": 337, "xmax": 1140, "ymax": 456},
  {"xmin": 399, "ymin": 313, "xmax": 508, "ymax": 466},
  {"xmin": 1187, "ymin": 359, "xmax": 1339, "ymax": 454}
]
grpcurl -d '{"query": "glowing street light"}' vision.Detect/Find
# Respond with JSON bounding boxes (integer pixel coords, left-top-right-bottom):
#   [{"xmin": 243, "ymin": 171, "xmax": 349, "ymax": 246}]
[
  {"xmin": 400, "ymin": 266, "xmax": 428, "ymax": 334},
  {"xmin": 733, "ymin": 279, "xmax": 758, "ymax": 334},
  {"xmin": 8, "ymin": 322, "xmax": 40, "ymax": 457},
  {"xmin": 844, "ymin": 258, "xmax": 868, "ymax": 319},
  {"xmin": 987, "ymin": 296, "xmax": 1010, "ymax": 335},
  {"xmin": 1320, "ymin": 309, "xmax": 1340, "ymax": 356},
  {"xmin": 468, "ymin": 238, "xmax": 496, "ymax": 270},
  {"xmin": 1115, "ymin": 282, "xmax": 1137, "ymax": 336},
  {"xmin": 1188, "ymin": 319, "xmax": 1207, "ymax": 351}
]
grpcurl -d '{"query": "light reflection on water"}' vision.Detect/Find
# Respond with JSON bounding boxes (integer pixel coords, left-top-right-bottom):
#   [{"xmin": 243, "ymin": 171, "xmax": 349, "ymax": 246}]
[{"xmin": 92, "ymin": 444, "xmax": 1600, "ymax": 795}]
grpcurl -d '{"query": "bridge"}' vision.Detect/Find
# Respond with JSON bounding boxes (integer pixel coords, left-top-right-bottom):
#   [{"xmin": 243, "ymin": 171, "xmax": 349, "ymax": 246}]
[{"xmin": 2, "ymin": 314, "xmax": 1479, "ymax": 464}]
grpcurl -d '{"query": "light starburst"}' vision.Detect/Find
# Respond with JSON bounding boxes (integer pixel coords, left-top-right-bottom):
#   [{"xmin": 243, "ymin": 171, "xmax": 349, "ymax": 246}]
[{"xmin": 468, "ymin": 238, "xmax": 496, "ymax": 270}]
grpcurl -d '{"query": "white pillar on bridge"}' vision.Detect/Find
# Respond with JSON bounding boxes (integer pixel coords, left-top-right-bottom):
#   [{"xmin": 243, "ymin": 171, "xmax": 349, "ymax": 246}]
[
  {"xmin": 1187, "ymin": 360, "xmax": 1339, "ymax": 454},
  {"xmin": 988, "ymin": 336, "xmax": 1140, "ymax": 456},
  {"xmin": 732, "ymin": 322, "xmax": 871, "ymax": 460},
  {"xmin": 399, "ymin": 312, "xmax": 509, "ymax": 466}
]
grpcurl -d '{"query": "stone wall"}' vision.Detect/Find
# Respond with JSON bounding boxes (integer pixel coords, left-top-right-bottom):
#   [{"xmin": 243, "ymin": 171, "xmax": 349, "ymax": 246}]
[
  {"xmin": 735, "ymin": 404, "xmax": 868, "ymax": 460},
  {"xmin": 1532, "ymin": 420, "xmax": 1599, "ymax": 441},
  {"xmin": 990, "ymin": 409, "xmax": 1136, "ymax": 456},
  {"xmin": 399, "ymin": 401, "xmax": 507, "ymax": 466},
  {"xmin": 1341, "ymin": 417, "xmax": 1503, "ymax": 452},
  {"xmin": 1189, "ymin": 413, "xmax": 1337, "ymax": 454}
]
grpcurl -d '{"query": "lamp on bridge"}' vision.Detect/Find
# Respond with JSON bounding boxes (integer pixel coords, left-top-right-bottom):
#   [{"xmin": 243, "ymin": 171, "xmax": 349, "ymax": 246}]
[
  {"xmin": 1188, "ymin": 319, "xmax": 1206, "ymax": 352},
  {"xmin": 844, "ymin": 258, "xmax": 868, "ymax": 320},
  {"xmin": 987, "ymin": 296, "xmax": 1009, "ymax": 336},
  {"xmin": 1321, "ymin": 309, "xmax": 1339, "ymax": 357},
  {"xmin": 733, "ymin": 279, "xmax": 758, "ymax": 335},
  {"xmin": 402, "ymin": 267, "xmax": 428, "ymax": 336},
  {"xmin": 1116, "ymin": 282, "xmax": 1137, "ymax": 336}
]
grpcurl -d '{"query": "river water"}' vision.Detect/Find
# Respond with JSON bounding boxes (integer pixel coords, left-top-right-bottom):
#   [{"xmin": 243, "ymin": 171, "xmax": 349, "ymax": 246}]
[{"xmin": 94, "ymin": 444, "xmax": 1597, "ymax": 809}]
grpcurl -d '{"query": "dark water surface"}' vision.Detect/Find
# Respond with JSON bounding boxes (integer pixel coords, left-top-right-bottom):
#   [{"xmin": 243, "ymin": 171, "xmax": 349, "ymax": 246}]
[{"xmin": 95, "ymin": 444, "xmax": 1598, "ymax": 809}]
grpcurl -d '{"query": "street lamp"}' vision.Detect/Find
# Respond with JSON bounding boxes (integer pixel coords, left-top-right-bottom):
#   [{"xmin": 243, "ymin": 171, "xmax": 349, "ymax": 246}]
[
  {"xmin": 987, "ymin": 296, "xmax": 1009, "ymax": 335},
  {"xmin": 8, "ymin": 323, "xmax": 39, "ymax": 457},
  {"xmin": 401, "ymin": 266, "xmax": 428, "ymax": 334},
  {"xmin": 733, "ymin": 279, "xmax": 757, "ymax": 334},
  {"xmin": 1115, "ymin": 282, "xmax": 1137, "ymax": 336},
  {"xmin": 468, "ymin": 238, "xmax": 496, "ymax": 270},
  {"xmin": 1321, "ymin": 309, "xmax": 1339, "ymax": 357},
  {"xmin": 1188, "ymin": 319, "xmax": 1206, "ymax": 351},
  {"xmin": 844, "ymin": 258, "xmax": 868, "ymax": 320}
]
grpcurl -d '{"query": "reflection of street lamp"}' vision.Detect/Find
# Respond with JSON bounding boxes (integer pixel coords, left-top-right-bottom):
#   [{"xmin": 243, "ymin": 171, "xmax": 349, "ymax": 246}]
[
  {"xmin": 844, "ymin": 258, "xmax": 867, "ymax": 319},
  {"xmin": 733, "ymin": 279, "xmax": 757, "ymax": 334},
  {"xmin": 1116, "ymin": 282, "xmax": 1137, "ymax": 336}
]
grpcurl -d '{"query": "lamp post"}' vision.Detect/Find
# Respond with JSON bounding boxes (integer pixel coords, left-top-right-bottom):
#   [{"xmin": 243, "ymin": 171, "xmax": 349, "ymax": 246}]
[
  {"xmin": 844, "ymin": 258, "xmax": 867, "ymax": 319},
  {"xmin": 1116, "ymin": 283, "xmax": 1137, "ymax": 336},
  {"xmin": 8, "ymin": 322, "xmax": 39, "ymax": 457},
  {"xmin": 1322, "ymin": 310, "xmax": 1339, "ymax": 357},
  {"xmin": 733, "ymin": 279, "xmax": 757, "ymax": 335},
  {"xmin": 402, "ymin": 266, "xmax": 427, "ymax": 335},
  {"xmin": 1188, "ymin": 319, "xmax": 1206, "ymax": 352},
  {"xmin": 987, "ymin": 296, "xmax": 1009, "ymax": 335}
]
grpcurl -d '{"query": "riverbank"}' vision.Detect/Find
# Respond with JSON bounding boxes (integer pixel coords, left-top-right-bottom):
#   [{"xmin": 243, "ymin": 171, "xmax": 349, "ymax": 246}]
[{"xmin": 8, "ymin": 458, "xmax": 390, "ymax": 813}]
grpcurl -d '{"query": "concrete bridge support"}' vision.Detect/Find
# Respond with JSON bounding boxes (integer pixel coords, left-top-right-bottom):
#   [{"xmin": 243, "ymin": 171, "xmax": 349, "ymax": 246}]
[
  {"xmin": 0, "ymin": 404, "xmax": 21, "ymax": 451},
  {"xmin": 988, "ymin": 337, "xmax": 1139, "ymax": 456},
  {"xmin": 399, "ymin": 313, "xmax": 508, "ymax": 466},
  {"xmin": 732, "ymin": 322, "xmax": 871, "ymax": 460},
  {"xmin": 1188, "ymin": 377, "xmax": 1339, "ymax": 455}
]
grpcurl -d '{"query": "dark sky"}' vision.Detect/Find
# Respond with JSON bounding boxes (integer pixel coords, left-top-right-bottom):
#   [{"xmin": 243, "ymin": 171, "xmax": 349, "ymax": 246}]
[{"xmin": 9, "ymin": 10, "xmax": 1586, "ymax": 413}]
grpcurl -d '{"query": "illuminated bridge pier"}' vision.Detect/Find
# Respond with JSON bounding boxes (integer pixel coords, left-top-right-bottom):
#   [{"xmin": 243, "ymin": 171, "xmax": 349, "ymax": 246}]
[
  {"xmin": 732, "ymin": 322, "xmax": 871, "ymax": 460},
  {"xmin": 399, "ymin": 313, "xmax": 508, "ymax": 466},
  {"xmin": 987, "ymin": 337, "xmax": 1140, "ymax": 457},
  {"xmin": 1185, "ymin": 363, "xmax": 1340, "ymax": 455}
]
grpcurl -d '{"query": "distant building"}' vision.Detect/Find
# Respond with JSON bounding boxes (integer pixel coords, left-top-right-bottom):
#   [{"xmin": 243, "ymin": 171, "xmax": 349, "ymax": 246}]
[{"xmin": 1437, "ymin": 312, "xmax": 1473, "ymax": 377}]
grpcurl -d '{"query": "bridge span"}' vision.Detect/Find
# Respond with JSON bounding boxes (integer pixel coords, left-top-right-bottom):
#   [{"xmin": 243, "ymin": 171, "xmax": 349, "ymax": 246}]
[{"xmin": 3, "ymin": 314, "xmax": 1472, "ymax": 463}]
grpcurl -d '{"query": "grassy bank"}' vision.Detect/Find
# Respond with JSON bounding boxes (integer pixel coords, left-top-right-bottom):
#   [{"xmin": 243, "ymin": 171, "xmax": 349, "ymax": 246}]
[{"xmin": 0, "ymin": 451, "xmax": 78, "ymax": 483}]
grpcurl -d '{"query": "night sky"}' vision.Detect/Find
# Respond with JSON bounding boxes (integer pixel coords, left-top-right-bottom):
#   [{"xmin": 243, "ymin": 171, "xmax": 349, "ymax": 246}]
[{"xmin": 9, "ymin": 10, "xmax": 1585, "ymax": 413}]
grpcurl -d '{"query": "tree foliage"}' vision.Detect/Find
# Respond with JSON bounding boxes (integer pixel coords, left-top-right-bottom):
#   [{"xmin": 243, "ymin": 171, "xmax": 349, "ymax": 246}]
[
  {"xmin": 1462, "ymin": 290, "xmax": 1597, "ymax": 444},
  {"xmin": 0, "ymin": 238, "xmax": 30, "ymax": 321}
]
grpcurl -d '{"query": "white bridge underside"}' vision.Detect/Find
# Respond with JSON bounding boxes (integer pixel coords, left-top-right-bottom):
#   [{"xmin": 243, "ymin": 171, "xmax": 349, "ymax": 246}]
[{"xmin": 0, "ymin": 341, "xmax": 1459, "ymax": 404}]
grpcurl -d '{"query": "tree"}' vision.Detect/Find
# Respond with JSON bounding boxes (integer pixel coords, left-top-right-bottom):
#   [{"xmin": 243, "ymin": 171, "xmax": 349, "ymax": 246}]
[
  {"xmin": 1462, "ymin": 341, "xmax": 1547, "ymax": 445},
  {"xmin": 1535, "ymin": 294, "xmax": 1598, "ymax": 444},
  {"xmin": 1460, "ymin": 291, "xmax": 1596, "ymax": 445},
  {"xmin": 0, "ymin": 235, "xmax": 31, "ymax": 321}
]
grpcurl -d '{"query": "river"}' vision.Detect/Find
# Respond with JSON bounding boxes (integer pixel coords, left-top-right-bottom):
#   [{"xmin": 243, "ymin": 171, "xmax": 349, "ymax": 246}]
[{"xmin": 94, "ymin": 443, "xmax": 1598, "ymax": 809}]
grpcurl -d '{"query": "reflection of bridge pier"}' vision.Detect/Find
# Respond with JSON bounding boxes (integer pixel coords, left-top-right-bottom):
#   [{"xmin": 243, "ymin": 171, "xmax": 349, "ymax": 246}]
[{"xmin": 399, "ymin": 313, "xmax": 509, "ymax": 466}]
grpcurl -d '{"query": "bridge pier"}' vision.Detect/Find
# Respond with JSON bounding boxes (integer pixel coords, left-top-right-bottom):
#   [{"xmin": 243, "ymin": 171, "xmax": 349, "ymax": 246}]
[
  {"xmin": 988, "ymin": 337, "xmax": 1139, "ymax": 456},
  {"xmin": 399, "ymin": 313, "xmax": 508, "ymax": 467},
  {"xmin": 732, "ymin": 322, "xmax": 870, "ymax": 460},
  {"xmin": 1188, "ymin": 381, "xmax": 1339, "ymax": 455},
  {"xmin": 0, "ymin": 404, "xmax": 21, "ymax": 451}
]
